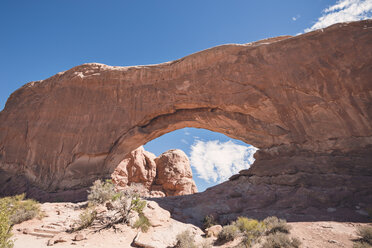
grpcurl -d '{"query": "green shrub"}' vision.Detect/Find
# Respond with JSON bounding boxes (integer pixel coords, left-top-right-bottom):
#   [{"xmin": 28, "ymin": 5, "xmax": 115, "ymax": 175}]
[
  {"xmin": 262, "ymin": 233, "xmax": 301, "ymax": 248},
  {"xmin": 234, "ymin": 217, "xmax": 266, "ymax": 247},
  {"xmin": 73, "ymin": 207, "xmax": 97, "ymax": 232},
  {"xmin": 133, "ymin": 214, "xmax": 151, "ymax": 233},
  {"xmin": 87, "ymin": 179, "xmax": 116, "ymax": 205},
  {"xmin": 235, "ymin": 216, "xmax": 266, "ymax": 234},
  {"xmin": 0, "ymin": 202, "xmax": 13, "ymax": 248},
  {"xmin": 202, "ymin": 214, "xmax": 217, "ymax": 230},
  {"xmin": 0, "ymin": 194, "xmax": 41, "ymax": 225},
  {"xmin": 131, "ymin": 196, "xmax": 146, "ymax": 214},
  {"xmin": 234, "ymin": 217, "xmax": 265, "ymax": 247},
  {"xmin": 217, "ymin": 224, "xmax": 239, "ymax": 243},
  {"xmin": 356, "ymin": 226, "xmax": 372, "ymax": 245},
  {"xmin": 111, "ymin": 192, "xmax": 123, "ymax": 202},
  {"xmin": 263, "ymin": 216, "xmax": 291, "ymax": 234},
  {"xmin": 174, "ymin": 230, "xmax": 197, "ymax": 248}
]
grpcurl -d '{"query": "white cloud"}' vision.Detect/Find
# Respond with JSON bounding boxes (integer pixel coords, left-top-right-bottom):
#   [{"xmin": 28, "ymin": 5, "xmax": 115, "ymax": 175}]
[
  {"xmin": 305, "ymin": 0, "xmax": 372, "ymax": 32},
  {"xmin": 190, "ymin": 140, "xmax": 258, "ymax": 183},
  {"xmin": 181, "ymin": 138, "xmax": 188, "ymax": 144},
  {"xmin": 184, "ymin": 130, "xmax": 190, "ymax": 136},
  {"xmin": 292, "ymin": 14, "xmax": 301, "ymax": 21}
]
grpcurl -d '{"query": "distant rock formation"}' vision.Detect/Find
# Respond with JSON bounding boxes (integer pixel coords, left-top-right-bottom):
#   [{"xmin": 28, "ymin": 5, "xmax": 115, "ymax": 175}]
[{"xmin": 111, "ymin": 146, "xmax": 197, "ymax": 197}]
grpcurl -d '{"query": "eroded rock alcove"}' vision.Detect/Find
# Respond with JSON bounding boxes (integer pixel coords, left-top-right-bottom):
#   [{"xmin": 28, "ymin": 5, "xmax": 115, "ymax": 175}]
[{"xmin": 0, "ymin": 21, "xmax": 371, "ymax": 219}]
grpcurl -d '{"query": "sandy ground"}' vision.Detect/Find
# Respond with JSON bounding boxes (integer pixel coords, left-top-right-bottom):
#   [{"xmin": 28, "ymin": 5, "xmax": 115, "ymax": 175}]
[
  {"xmin": 11, "ymin": 202, "xmax": 371, "ymax": 248},
  {"xmin": 290, "ymin": 221, "xmax": 366, "ymax": 248}
]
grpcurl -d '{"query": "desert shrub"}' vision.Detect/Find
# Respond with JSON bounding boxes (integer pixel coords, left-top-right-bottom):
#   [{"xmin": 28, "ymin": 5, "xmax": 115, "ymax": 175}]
[
  {"xmin": 262, "ymin": 233, "xmax": 301, "ymax": 248},
  {"xmin": 234, "ymin": 217, "xmax": 266, "ymax": 247},
  {"xmin": 174, "ymin": 230, "xmax": 197, "ymax": 248},
  {"xmin": 217, "ymin": 224, "xmax": 239, "ymax": 243},
  {"xmin": 108, "ymin": 185, "xmax": 149, "ymax": 228},
  {"xmin": 131, "ymin": 196, "xmax": 146, "ymax": 214},
  {"xmin": 73, "ymin": 207, "xmax": 97, "ymax": 232},
  {"xmin": 133, "ymin": 214, "xmax": 151, "ymax": 233},
  {"xmin": 111, "ymin": 192, "xmax": 123, "ymax": 202},
  {"xmin": 235, "ymin": 216, "xmax": 266, "ymax": 234},
  {"xmin": 263, "ymin": 216, "xmax": 291, "ymax": 234},
  {"xmin": 0, "ymin": 194, "xmax": 41, "ymax": 225},
  {"xmin": 356, "ymin": 226, "xmax": 372, "ymax": 244},
  {"xmin": 87, "ymin": 179, "xmax": 116, "ymax": 205},
  {"xmin": 0, "ymin": 202, "xmax": 13, "ymax": 248},
  {"xmin": 10, "ymin": 200, "xmax": 41, "ymax": 225},
  {"xmin": 199, "ymin": 240, "xmax": 212, "ymax": 248},
  {"xmin": 76, "ymin": 181, "xmax": 150, "ymax": 232},
  {"xmin": 202, "ymin": 214, "xmax": 217, "ymax": 230}
]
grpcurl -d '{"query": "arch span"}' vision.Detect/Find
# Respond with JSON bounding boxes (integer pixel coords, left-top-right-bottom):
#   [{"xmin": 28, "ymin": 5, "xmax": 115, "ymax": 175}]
[{"xmin": 0, "ymin": 21, "xmax": 371, "ymax": 211}]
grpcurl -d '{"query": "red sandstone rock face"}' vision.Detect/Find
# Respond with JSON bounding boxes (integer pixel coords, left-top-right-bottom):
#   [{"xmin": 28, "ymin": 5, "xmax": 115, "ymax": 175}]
[
  {"xmin": 154, "ymin": 149, "xmax": 197, "ymax": 196},
  {"xmin": 0, "ymin": 20, "xmax": 371, "ymax": 214},
  {"xmin": 111, "ymin": 146, "xmax": 156, "ymax": 189},
  {"xmin": 111, "ymin": 146, "xmax": 197, "ymax": 197}
]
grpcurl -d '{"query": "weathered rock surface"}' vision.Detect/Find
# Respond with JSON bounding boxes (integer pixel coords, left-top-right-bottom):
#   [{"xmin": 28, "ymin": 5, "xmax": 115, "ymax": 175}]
[
  {"xmin": 111, "ymin": 146, "xmax": 156, "ymax": 189},
  {"xmin": 205, "ymin": 225, "xmax": 223, "ymax": 237},
  {"xmin": 0, "ymin": 20, "xmax": 371, "ymax": 218},
  {"xmin": 111, "ymin": 146, "xmax": 197, "ymax": 197},
  {"xmin": 153, "ymin": 149, "xmax": 198, "ymax": 196}
]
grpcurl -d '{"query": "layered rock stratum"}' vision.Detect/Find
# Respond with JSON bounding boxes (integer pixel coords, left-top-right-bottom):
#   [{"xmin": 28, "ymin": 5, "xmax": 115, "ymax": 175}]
[
  {"xmin": 0, "ymin": 20, "xmax": 371, "ymax": 220},
  {"xmin": 111, "ymin": 146, "xmax": 197, "ymax": 196}
]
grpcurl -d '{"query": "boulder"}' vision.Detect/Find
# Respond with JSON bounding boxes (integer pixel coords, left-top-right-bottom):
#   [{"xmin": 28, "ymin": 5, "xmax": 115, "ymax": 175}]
[
  {"xmin": 112, "ymin": 147, "xmax": 198, "ymax": 197},
  {"xmin": 154, "ymin": 149, "xmax": 198, "ymax": 196},
  {"xmin": 205, "ymin": 225, "xmax": 222, "ymax": 237},
  {"xmin": 142, "ymin": 201, "xmax": 171, "ymax": 227},
  {"xmin": 73, "ymin": 233, "xmax": 85, "ymax": 241},
  {"xmin": 111, "ymin": 146, "xmax": 156, "ymax": 189}
]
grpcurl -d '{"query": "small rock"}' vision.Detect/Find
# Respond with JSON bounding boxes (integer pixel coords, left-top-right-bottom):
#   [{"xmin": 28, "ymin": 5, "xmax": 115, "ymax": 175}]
[
  {"xmin": 328, "ymin": 239, "xmax": 338, "ymax": 244},
  {"xmin": 47, "ymin": 234, "xmax": 69, "ymax": 246},
  {"xmin": 205, "ymin": 225, "xmax": 222, "ymax": 237},
  {"xmin": 73, "ymin": 233, "xmax": 85, "ymax": 241},
  {"xmin": 22, "ymin": 228, "xmax": 31, "ymax": 234}
]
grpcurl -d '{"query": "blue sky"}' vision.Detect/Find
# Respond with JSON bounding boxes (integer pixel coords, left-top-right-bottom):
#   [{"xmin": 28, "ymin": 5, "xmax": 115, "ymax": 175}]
[{"xmin": 1, "ymin": 0, "xmax": 371, "ymax": 192}]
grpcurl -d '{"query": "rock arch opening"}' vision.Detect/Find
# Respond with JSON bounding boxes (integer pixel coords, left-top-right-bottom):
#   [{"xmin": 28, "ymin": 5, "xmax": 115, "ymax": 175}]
[{"xmin": 110, "ymin": 128, "xmax": 258, "ymax": 196}]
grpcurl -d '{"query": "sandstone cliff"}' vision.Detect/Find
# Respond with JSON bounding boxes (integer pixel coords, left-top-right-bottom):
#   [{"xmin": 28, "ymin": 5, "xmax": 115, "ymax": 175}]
[
  {"xmin": 0, "ymin": 20, "xmax": 371, "ymax": 220},
  {"xmin": 111, "ymin": 146, "xmax": 197, "ymax": 197}
]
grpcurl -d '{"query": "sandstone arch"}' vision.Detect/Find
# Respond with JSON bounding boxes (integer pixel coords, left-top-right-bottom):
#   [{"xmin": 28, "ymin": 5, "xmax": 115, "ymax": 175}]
[{"xmin": 0, "ymin": 21, "xmax": 371, "ymax": 210}]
